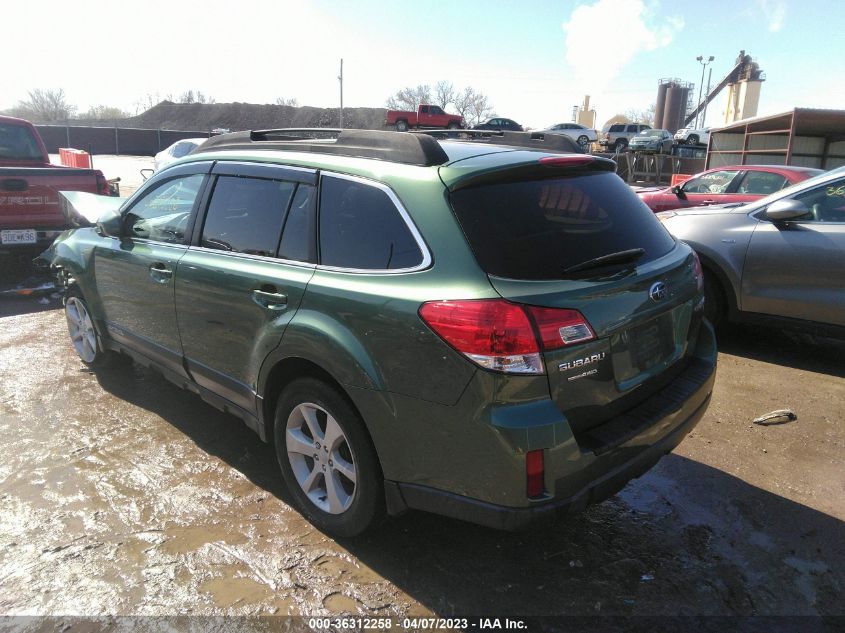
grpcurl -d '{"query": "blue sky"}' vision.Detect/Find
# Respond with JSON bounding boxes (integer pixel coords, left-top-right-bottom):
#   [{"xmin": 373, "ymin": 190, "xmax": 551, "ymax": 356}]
[{"xmin": 3, "ymin": 0, "xmax": 843, "ymax": 129}]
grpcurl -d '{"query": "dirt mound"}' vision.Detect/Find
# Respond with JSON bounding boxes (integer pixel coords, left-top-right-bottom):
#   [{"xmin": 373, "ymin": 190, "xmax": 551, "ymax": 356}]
[{"xmin": 122, "ymin": 101, "xmax": 388, "ymax": 132}]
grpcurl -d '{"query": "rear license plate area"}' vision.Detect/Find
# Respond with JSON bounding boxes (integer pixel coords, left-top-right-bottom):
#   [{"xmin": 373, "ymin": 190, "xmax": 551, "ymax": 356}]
[
  {"xmin": 0, "ymin": 229, "xmax": 37, "ymax": 245},
  {"xmin": 628, "ymin": 313, "xmax": 675, "ymax": 371}
]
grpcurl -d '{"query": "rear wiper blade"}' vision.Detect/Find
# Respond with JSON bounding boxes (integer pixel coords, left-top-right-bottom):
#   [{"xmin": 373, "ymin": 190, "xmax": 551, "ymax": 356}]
[{"xmin": 563, "ymin": 248, "xmax": 645, "ymax": 274}]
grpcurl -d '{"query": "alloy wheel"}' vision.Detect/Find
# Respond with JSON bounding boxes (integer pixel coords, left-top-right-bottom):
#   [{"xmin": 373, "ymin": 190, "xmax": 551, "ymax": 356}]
[
  {"xmin": 65, "ymin": 297, "xmax": 97, "ymax": 363},
  {"xmin": 285, "ymin": 402, "xmax": 357, "ymax": 514}
]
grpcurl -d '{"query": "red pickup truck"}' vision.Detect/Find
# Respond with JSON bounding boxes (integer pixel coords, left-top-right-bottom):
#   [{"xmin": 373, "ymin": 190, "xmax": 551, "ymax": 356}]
[
  {"xmin": 384, "ymin": 105, "xmax": 464, "ymax": 132},
  {"xmin": 0, "ymin": 115, "xmax": 110, "ymax": 256}
]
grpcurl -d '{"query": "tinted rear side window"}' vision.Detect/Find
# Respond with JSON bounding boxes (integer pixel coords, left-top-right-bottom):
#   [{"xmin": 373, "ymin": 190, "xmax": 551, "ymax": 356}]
[
  {"xmin": 450, "ymin": 172, "xmax": 675, "ymax": 280},
  {"xmin": 0, "ymin": 123, "xmax": 42, "ymax": 160},
  {"xmin": 319, "ymin": 176, "xmax": 423, "ymax": 270},
  {"xmin": 202, "ymin": 176, "xmax": 296, "ymax": 256},
  {"xmin": 609, "ymin": 124, "xmax": 625, "ymax": 132},
  {"xmin": 279, "ymin": 184, "xmax": 317, "ymax": 263}
]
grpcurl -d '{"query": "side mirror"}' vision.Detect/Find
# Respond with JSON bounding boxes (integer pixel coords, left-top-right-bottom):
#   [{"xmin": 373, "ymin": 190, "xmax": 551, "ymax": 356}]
[
  {"xmin": 764, "ymin": 199, "xmax": 811, "ymax": 222},
  {"xmin": 96, "ymin": 209, "xmax": 123, "ymax": 238},
  {"xmin": 671, "ymin": 185, "xmax": 687, "ymax": 199}
]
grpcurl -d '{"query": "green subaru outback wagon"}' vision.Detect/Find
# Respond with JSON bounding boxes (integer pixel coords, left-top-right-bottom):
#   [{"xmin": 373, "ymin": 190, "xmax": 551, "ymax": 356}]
[{"xmin": 46, "ymin": 129, "xmax": 716, "ymax": 537}]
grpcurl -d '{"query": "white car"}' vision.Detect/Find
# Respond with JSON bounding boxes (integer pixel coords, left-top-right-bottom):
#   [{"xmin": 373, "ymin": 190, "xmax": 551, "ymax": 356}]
[
  {"xmin": 153, "ymin": 138, "xmax": 208, "ymax": 171},
  {"xmin": 674, "ymin": 127, "xmax": 710, "ymax": 146},
  {"xmin": 541, "ymin": 122, "xmax": 598, "ymax": 149}
]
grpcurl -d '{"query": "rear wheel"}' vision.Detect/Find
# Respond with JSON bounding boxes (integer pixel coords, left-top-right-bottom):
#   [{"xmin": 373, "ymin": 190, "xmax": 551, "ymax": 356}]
[
  {"xmin": 687, "ymin": 134, "xmax": 699, "ymax": 145},
  {"xmin": 577, "ymin": 134, "xmax": 589, "ymax": 149},
  {"xmin": 395, "ymin": 120, "xmax": 409, "ymax": 132},
  {"xmin": 64, "ymin": 285, "xmax": 115, "ymax": 367},
  {"xmin": 614, "ymin": 138, "xmax": 628, "ymax": 152},
  {"xmin": 274, "ymin": 378, "xmax": 383, "ymax": 537}
]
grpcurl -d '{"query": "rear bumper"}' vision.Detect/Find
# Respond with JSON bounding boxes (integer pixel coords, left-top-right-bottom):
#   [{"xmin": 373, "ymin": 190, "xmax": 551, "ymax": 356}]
[
  {"xmin": 386, "ymin": 384, "xmax": 711, "ymax": 531},
  {"xmin": 385, "ymin": 322, "xmax": 717, "ymax": 530}
]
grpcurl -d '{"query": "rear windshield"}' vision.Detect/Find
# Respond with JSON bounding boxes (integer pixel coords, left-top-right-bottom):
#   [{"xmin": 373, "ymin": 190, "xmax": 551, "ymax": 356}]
[
  {"xmin": 0, "ymin": 123, "xmax": 43, "ymax": 161},
  {"xmin": 449, "ymin": 172, "xmax": 675, "ymax": 280}
]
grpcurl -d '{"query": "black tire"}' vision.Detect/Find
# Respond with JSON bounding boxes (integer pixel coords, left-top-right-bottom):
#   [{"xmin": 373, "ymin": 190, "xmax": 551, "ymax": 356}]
[
  {"xmin": 687, "ymin": 134, "xmax": 699, "ymax": 146},
  {"xmin": 63, "ymin": 285, "xmax": 117, "ymax": 368},
  {"xmin": 395, "ymin": 120, "xmax": 409, "ymax": 132},
  {"xmin": 577, "ymin": 134, "xmax": 589, "ymax": 148},
  {"xmin": 274, "ymin": 377, "xmax": 384, "ymax": 537},
  {"xmin": 614, "ymin": 138, "xmax": 628, "ymax": 151},
  {"xmin": 447, "ymin": 122, "xmax": 460, "ymax": 130},
  {"xmin": 703, "ymin": 270, "xmax": 726, "ymax": 328}
]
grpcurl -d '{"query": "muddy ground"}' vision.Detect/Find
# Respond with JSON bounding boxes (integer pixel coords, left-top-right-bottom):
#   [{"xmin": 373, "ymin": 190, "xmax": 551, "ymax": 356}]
[{"xmin": 0, "ymin": 271, "xmax": 843, "ymax": 626}]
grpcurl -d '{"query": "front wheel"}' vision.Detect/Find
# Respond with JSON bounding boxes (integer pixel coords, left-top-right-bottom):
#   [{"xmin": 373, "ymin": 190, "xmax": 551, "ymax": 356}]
[
  {"xmin": 687, "ymin": 134, "xmax": 699, "ymax": 145},
  {"xmin": 703, "ymin": 271, "xmax": 726, "ymax": 327},
  {"xmin": 274, "ymin": 378, "xmax": 384, "ymax": 537},
  {"xmin": 64, "ymin": 286, "xmax": 114, "ymax": 367},
  {"xmin": 447, "ymin": 122, "xmax": 460, "ymax": 130}
]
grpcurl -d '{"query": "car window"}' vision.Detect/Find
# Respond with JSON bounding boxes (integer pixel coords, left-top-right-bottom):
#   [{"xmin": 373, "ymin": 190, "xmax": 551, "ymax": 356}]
[
  {"xmin": 626, "ymin": 126, "xmax": 638, "ymax": 133},
  {"xmin": 0, "ymin": 122, "xmax": 42, "ymax": 160},
  {"xmin": 609, "ymin": 124, "xmax": 625, "ymax": 133},
  {"xmin": 449, "ymin": 172, "xmax": 675, "ymax": 280},
  {"xmin": 789, "ymin": 178, "xmax": 845, "ymax": 222},
  {"xmin": 124, "ymin": 174, "xmax": 204, "ymax": 244},
  {"xmin": 737, "ymin": 171, "xmax": 788, "ymax": 195},
  {"xmin": 172, "ymin": 141, "xmax": 197, "ymax": 158},
  {"xmin": 319, "ymin": 176, "xmax": 423, "ymax": 270},
  {"xmin": 430, "ymin": 106, "xmax": 444, "ymax": 115},
  {"xmin": 682, "ymin": 170, "xmax": 740, "ymax": 194},
  {"xmin": 201, "ymin": 176, "xmax": 296, "ymax": 256},
  {"xmin": 421, "ymin": 106, "xmax": 429, "ymax": 114},
  {"xmin": 278, "ymin": 184, "xmax": 317, "ymax": 263}
]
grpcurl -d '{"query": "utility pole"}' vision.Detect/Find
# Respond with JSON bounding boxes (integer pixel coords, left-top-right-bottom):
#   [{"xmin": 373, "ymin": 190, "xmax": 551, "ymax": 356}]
[
  {"xmin": 338, "ymin": 58, "xmax": 344, "ymax": 129},
  {"xmin": 695, "ymin": 55, "xmax": 714, "ymax": 128},
  {"xmin": 702, "ymin": 67, "xmax": 713, "ymax": 128}
]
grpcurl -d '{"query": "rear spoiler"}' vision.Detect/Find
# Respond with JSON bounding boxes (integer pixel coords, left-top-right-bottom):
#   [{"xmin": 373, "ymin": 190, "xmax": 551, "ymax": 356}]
[{"xmin": 59, "ymin": 191, "xmax": 125, "ymax": 228}]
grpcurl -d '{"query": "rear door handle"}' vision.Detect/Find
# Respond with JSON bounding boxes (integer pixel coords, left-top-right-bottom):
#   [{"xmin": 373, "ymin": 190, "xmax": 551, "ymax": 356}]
[
  {"xmin": 149, "ymin": 262, "xmax": 172, "ymax": 283},
  {"xmin": 252, "ymin": 288, "xmax": 288, "ymax": 310}
]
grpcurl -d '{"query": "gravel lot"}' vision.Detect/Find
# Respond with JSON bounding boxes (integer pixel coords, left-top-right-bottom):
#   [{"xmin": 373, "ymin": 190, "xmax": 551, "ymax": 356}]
[
  {"xmin": 0, "ymin": 156, "xmax": 842, "ymax": 627},
  {"xmin": 0, "ymin": 294, "xmax": 843, "ymax": 622}
]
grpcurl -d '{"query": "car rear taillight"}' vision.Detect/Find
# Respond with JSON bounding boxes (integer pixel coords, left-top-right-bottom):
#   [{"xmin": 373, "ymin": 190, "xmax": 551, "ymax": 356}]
[
  {"xmin": 96, "ymin": 173, "xmax": 109, "ymax": 196},
  {"xmin": 525, "ymin": 306, "xmax": 595, "ymax": 349},
  {"xmin": 526, "ymin": 449, "xmax": 545, "ymax": 497},
  {"xmin": 418, "ymin": 299, "xmax": 595, "ymax": 375},
  {"xmin": 691, "ymin": 251, "xmax": 704, "ymax": 293}
]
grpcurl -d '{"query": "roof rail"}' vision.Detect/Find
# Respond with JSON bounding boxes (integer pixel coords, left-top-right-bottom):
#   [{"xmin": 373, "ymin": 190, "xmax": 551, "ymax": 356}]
[
  {"xmin": 412, "ymin": 129, "xmax": 585, "ymax": 154},
  {"xmin": 196, "ymin": 128, "xmax": 449, "ymax": 167}
]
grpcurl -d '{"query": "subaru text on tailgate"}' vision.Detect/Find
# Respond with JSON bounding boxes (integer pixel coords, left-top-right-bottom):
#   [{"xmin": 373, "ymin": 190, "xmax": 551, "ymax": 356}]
[{"xmin": 43, "ymin": 128, "xmax": 716, "ymax": 536}]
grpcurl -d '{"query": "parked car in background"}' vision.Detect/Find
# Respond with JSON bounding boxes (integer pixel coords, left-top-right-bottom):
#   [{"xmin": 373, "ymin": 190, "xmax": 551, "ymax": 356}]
[
  {"xmin": 473, "ymin": 118, "xmax": 523, "ymax": 132},
  {"xmin": 658, "ymin": 167, "xmax": 845, "ymax": 331},
  {"xmin": 598, "ymin": 122, "xmax": 652, "ymax": 152},
  {"xmin": 637, "ymin": 165, "xmax": 822, "ymax": 212},
  {"xmin": 154, "ymin": 138, "xmax": 208, "ymax": 171},
  {"xmin": 384, "ymin": 104, "xmax": 464, "ymax": 132},
  {"xmin": 629, "ymin": 129, "xmax": 674, "ymax": 154},
  {"xmin": 541, "ymin": 122, "xmax": 597, "ymax": 149},
  {"xmin": 674, "ymin": 127, "xmax": 710, "ymax": 146},
  {"xmin": 0, "ymin": 115, "xmax": 110, "ymax": 257},
  {"xmin": 43, "ymin": 128, "xmax": 715, "ymax": 537}
]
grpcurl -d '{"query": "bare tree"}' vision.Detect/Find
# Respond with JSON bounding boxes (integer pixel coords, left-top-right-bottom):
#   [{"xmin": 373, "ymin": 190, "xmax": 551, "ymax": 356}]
[
  {"xmin": 276, "ymin": 97, "xmax": 299, "ymax": 107},
  {"xmin": 386, "ymin": 85, "xmax": 432, "ymax": 111},
  {"xmin": 79, "ymin": 105, "xmax": 130, "ymax": 120},
  {"xmin": 467, "ymin": 92, "xmax": 495, "ymax": 126},
  {"xmin": 452, "ymin": 86, "xmax": 477, "ymax": 121},
  {"xmin": 8, "ymin": 89, "xmax": 76, "ymax": 122},
  {"xmin": 624, "ymin": 103, "xmax": 656, "ymax": 126},
  {"xmin": 434, "ymin": 80, "xmax": 455, "ymax": 110}
]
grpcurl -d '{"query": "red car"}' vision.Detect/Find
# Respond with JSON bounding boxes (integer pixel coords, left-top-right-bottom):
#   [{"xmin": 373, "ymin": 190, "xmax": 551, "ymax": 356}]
[{"xmin": 636, "ymin": 165, "xmax": 822, "ymax": 212}]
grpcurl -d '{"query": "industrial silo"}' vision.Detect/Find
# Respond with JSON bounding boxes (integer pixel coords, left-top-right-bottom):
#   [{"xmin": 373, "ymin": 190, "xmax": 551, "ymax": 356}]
[
  {"xmin": 654, "ymin": 81, "xmax": 669, "ymax": 133},
  {"xmin": 662, "ymin": 84, "xmax": 690, "ymax": 133}
]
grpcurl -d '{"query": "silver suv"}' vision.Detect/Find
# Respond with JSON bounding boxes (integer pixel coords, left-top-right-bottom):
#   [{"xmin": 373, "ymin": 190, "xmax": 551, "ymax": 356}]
[{"xmin": 599, "ymin": 123, "xmax": 652, "ymax": 152}]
